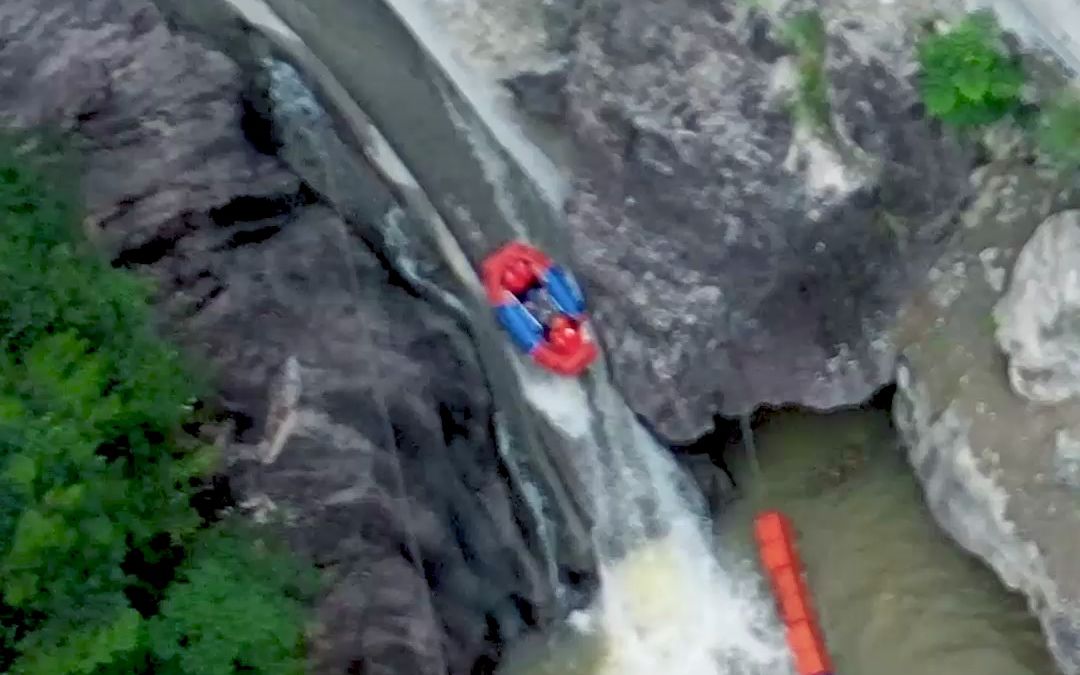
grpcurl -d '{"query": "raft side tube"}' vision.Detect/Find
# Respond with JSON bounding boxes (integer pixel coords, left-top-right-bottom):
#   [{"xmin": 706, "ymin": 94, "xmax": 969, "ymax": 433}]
[
  {"xmin": 532, "ymin": 339, "xmax": 599, "ymax": 376},
  {"xmin": 482, "ymin": 241, "xmax": 552, "ymax": 302},
  {"xmin": 543, "ymin": 265, "xmax": 586, "ymax": 317},
  {"xmin": 495, "ymin": 300, "xmax": 543, "ymax": 352}
]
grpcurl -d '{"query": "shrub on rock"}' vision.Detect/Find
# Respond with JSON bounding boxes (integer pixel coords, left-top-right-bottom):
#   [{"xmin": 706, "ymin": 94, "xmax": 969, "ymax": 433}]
[
  {"xmin": 0, "ymin": 134, "xmax": 313, "ymax": 674},
  {"xmin": 917, "ymin": 12, "xmax": 1024, "ymax": 127}
]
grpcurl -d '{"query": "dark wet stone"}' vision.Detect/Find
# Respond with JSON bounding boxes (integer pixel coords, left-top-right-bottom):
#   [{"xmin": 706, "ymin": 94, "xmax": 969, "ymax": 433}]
[
  {"xmin": 502, "ymin": 63, "xmax": 569, "ymax": 122},
  {"xmin": 0, "ymin": 2, "xmax": 561, "ymax": 673},
  {"xmin": 746, "ymin": 8, "xmax": 791, "ymax": 63}
]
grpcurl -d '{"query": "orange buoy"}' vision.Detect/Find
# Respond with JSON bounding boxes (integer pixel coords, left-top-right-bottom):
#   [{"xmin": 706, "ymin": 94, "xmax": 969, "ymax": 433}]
[{"xmin": 753, "ymin": 510, "xmax": 834, "ymax": 675}]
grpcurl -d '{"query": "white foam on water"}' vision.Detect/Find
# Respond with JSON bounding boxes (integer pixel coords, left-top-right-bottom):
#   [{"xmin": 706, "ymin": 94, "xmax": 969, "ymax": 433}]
[
  {"xmin": 576, "ymin": 514, "xmax": 792, "ymax": 675},
  {"xmin": 510, "ymin": 359, "xmax": 792, "ymax": 673},
  {"xmin": 584, "ymin": 378, "xmax": 792, "ymax": 675},
  {"xmin": 506, "ymin": 345, "xmax": 790, "ymax": 673},
  {"xmin": 514, "ymin": 363, "xmax": 594, "ymax": 440}
]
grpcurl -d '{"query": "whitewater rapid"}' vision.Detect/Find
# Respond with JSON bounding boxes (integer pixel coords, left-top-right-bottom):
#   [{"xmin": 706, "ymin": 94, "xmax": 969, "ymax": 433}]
[
  {"xmin": 218, "ymin": 0, "xmax": 792, "ymax": 671},
  {"xmin": 378, "ymin": 0, "xmax": 793, "ymax": 672}
]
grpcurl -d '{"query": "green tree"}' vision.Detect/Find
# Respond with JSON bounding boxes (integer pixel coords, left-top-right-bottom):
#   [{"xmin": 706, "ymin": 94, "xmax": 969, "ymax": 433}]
[
  {"xmin": 0, "ymin": 132, "xmax": 314, "ymax": 674},
  {"xmin": 149, "ymin": 527, "xmax": 314, "ymax": 675}
]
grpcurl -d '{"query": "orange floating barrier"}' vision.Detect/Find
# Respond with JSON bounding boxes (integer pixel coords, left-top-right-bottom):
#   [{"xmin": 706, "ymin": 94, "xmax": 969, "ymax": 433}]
[{"xmin": 753, "ymin": 510, "xmax": 834, "ymax": 675}]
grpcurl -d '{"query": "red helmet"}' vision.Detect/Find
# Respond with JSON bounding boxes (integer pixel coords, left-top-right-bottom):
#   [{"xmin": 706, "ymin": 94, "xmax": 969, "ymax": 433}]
[
  {"xmin": 548, "ymin": 315, "xmax": 583, "ymax": 353},
  {"xmin": 501, "ymin": 259, "xmax": 536, "ymax": 295}
]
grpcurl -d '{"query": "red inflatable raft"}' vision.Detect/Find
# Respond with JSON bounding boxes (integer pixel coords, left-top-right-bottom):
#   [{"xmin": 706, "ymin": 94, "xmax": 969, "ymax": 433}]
[
  {"xmin": 753, "ymin": 510, "xmax": 834, "ymax": 675},
  {"xmin": 481, "ymin": 241, "xmax": 598, "ymax": 377}
]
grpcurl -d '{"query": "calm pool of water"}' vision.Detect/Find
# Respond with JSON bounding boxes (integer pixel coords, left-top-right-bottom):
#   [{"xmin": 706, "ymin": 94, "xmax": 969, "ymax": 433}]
[{"xmin": 720, "ymin": 408, "xmax": 1055, "ymax": 675}]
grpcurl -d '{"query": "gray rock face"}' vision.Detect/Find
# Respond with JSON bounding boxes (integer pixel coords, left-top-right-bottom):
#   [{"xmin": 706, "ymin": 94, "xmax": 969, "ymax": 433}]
[
  {"xmin": 562, "ymin": 0, "xmax": 972, "ymax": 442},
  {"xmin": 171, "ymin": 210, "xmax": 555, "ymax": 675},
  {"xmin": 502, "ymin": 62, "xmax": 570, "ymax": 122},
  {"xmin": 0, "ymin": 1, "xmax": 557, "ymax": 673},
  {"xmin": 0, "ymin": 0, "xmax": 295, "ymax": 255},
  {"xmin": 994, "ymin": 210, "xmax": 1080, "ymax": 404},
  {"xmin": 893, "ymin": 161, "xmax": 1080, "ymax": 675},
  {"xmin": 538, "ymin": 0, "xmax": 586, "ymax": 54},
  {"xmin": 1053, "ymin": 429, "xmax": 1080, "ymax": 490}
]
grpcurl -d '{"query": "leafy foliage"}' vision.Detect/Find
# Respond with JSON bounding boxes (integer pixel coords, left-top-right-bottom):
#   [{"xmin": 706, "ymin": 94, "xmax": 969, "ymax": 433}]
[
  {"xmin": 148, "ymin": 527, "xmax": 316, "ymax": 675},
  {"xmin": 916, "ymin": 12, "xmax": 1024, "ymax": 127},
  {"xmin": 0, "ymin": 133, "xmax": 314, "ymax": 674},
  {"xmin": 1036, "ymin": 91, "xmax": 1080, "ymax": 168},
  {"xmin": 782, "ymin": 10, "xmax": 831, "ymax": 132}
]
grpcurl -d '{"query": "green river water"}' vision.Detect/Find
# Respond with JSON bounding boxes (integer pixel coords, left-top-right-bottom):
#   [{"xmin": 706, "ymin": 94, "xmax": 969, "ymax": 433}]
[
  {"xmin": 719, "ymin": 407, "xmax": 1055, "ymax": 674},
  {"xmin": 498, "ymin": 407, "xmax": 1057, "ymax": 675}
]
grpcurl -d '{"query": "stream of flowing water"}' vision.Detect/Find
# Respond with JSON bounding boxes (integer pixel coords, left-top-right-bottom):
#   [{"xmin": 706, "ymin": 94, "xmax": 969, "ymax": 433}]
[
  {"xmin": 375, "ymin": 0, "xmax": 1065, "ymax": 672},
  {"xmin": 224, "ymin": 0, "xmax": 797, "ymax": 671},
  {"xmin": 720, "ymin": 407, "xmax": 1056, "ymax": 675},
  {"xmin": 196, "ymin": 0, "xmax": 1065, "ymax": 671}
]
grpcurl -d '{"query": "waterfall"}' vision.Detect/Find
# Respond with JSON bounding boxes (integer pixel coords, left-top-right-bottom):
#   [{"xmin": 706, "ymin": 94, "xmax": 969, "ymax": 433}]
[
  {"xmin": 367, "ymin": 6, "xmax": 792, "ymax": 669},
  {"xmin": 742, "ymin": 413, "xmax": 761, "ymax": 478},
  {"xmin": 569, "ymin": 368, "xmax": 788, "ymax": 674},
  {"xmin": 219, "ymin": 0, "xmax": 794, "ymax": 670}
]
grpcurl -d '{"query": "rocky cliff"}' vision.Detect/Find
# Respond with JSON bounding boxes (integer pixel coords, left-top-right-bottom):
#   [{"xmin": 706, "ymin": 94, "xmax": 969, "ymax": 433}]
[
  {"xmin": 9, "ymin": 0, "xmax": 1080, "ymax": 673},
  {"xmin": 894, "ymin": 146, "xmax": 1080, "ymax": 674},
  {"xmin": 0, "ymin": 2, "xmax": 559, "ymax": 673}
]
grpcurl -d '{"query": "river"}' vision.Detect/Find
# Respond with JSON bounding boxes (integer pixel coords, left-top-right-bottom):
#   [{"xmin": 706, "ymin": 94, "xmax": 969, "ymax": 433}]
[
  {"xmin": 166, "ymin": 0, "xmax": 1065, "ymax": 672},
  {"xmin": 720, "ymin": 406, "xmax": 1055, "ymax": 675},
  {"xmin": 493, "ymin": 404, "xmax": 1055, "ymax": 675}
]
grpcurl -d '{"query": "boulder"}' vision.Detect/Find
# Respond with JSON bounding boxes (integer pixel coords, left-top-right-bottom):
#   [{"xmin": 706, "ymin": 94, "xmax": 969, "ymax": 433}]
[
  {"xmin": 502, "ymin": 61, "xmax": 571, "ymax": 122},
  {"xmin": 994, "ymin": 210, "xmax": 1080, "ymax": 404},
  {"xmin": 893, "ymin": 161, "xmax": 1080, "ymax": 675},
  {"xmin": 562, "ymin": 0, "xmax": 972, "ymax": 442},
  {"xmin": 0, "ymin": 1, "xmax": 558, "ymax": 672}
]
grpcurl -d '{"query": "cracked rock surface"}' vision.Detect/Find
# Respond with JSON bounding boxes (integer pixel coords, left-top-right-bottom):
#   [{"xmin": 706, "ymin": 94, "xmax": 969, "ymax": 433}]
[
  {"xmin": 0, "ymin": 2, "xmax": 557, "ymax": 673},
  {"xmin": 560, "ymin": 0, "xmax": 972, "ymax": 441},
  {"xmin": 894, "ymin": 161, "xmax": 1080, "ymax": 675}
]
